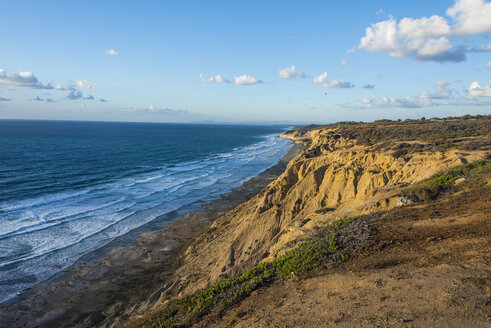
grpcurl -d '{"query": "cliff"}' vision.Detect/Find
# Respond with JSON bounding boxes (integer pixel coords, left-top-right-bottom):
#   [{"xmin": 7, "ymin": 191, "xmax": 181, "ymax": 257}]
[{"xmin": 124, "ymin": 116, "xmax": 490, "ymax": 328}]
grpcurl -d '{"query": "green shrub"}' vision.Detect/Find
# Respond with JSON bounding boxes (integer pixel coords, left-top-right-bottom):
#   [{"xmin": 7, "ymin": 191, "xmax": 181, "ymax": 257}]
[{"xmin": 403, "ymin": 160, "xmax": 489, "ymax": 201}]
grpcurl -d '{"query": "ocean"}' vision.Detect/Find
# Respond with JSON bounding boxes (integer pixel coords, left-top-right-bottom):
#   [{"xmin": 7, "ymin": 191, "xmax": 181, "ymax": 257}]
[{"xmin": 0, "ymin": 120, "xmax": 292, "ymax": 304}]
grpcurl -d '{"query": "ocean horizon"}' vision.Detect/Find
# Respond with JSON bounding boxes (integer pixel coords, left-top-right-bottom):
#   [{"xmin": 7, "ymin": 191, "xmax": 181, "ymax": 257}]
[{"xmin": 0, "ymin": 120, "xmax": 292, "ymax": 304}]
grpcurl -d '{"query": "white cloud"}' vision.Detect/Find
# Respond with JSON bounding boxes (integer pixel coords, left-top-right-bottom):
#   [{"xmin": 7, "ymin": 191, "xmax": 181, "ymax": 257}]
[
  {"xmin": 140, "ymin": 104, "xmax": 189, "ymax": 115},
  {"xmin": 278, "ymin": 66, "xmax": 306, "ymax": 79},
  {"xmin": 360, "ymin": 96, "xmax": 424, "ymax": 108},
  {"xmin": 75, "ymin": 80, "xmax": 97, "ymax": 89},
  {"xmin": 447, "ymin": 0, "xmax": 491, "ymax": 36},
  {"xmin": 468, "ymin": 81, "xmax": 491, "ymax": 97},
  {"xmin": 340, "ymin": 96, "xmax": 425, "ymax": 109},
  {"xmin": 487, "ymin": 61, "xmax": 491, "ymax": 69},
  {"xmin": 200, "ymin": 73, "xmax": 262, "ymax": 85},
  {"xmin": 199, "ymin": 73, "xmax": 231, "ymax": 83},
  {"xmin": 344, "ymin": 93, "xmax": 491, "ymax": 109},
  {"xmin": 340, "ymin": 60, "xmax": 348, "ymax": 67},
  {"xmin": 358, "ymin": 18, "xmax": 463, "ymax": 62},
  {"xmin": 341, "ymin": 80, "xmax": 491, "ymax": 109},
  {"xmin": 398, "ymin": 15, "xmax": 451, "ymax": 39},
  {"xmin": 419, "ymin": 81, "xmax": 452, "ymax": 99},
  {"xmin": 359, "ymin": 19, "xmax": 401, "ymax": 56},
  {"xmin": 358, "ymin": 0, "xmax": 491, "ymax": 62},
  {"xmin": 376, "ymin": 9, "xmax": 384, "ymax": 15},
  {"xmin": 313, "ymin": 72, "xmax": 354, "ymax": 89},
  {"xmin": 233, "ymin": 74, "xmax": 262, "ymax": 85},
  {"xmin": 0, "ymin": 69, "xmax": 71, "ymax": 90},
  {"xmin": 416, "ymin": 37, "xmax": 453, "ymax": 57},
  {"xmin": 105, "ymin": 49, "xmax": 119, "ymax": 56}
]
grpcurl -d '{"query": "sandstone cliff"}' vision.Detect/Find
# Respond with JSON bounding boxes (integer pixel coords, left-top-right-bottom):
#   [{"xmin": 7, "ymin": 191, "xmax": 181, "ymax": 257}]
[
  {"xmin": 169, "ymin": 121, "xmax": 486, "ymax": 295},
  {"xmin": 125, "ymin": 117, "xmax": 489, "ymax": 328}
]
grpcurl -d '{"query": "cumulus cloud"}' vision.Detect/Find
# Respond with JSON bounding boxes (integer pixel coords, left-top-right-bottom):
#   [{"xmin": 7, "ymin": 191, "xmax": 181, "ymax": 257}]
[
  {"xmin": 487, "ymin": 61, "xmax": 491, "ymax": 69},
  {"xmin": 278, "ymin": 66, "xmax": 306, "ymax": 79},
  {"xmin": 233, "ymin": 74, "xmax": 262, "ymax": 85},
  {"xmin": 313, "ymin": 72, "xmax": 354, "ymax": 89},
  {"xmin": 363, "ymin": 84, "xmax": 375, "ymax": 89},
  {"xmin": 398, "ymin": 15, "xmax": 451, "ymax": 39},
  {"xmin": 105, "ymin": 49, "xmax": 119, "ymax": 56},
  {"xmin": 419, "ymin": 81, "xmax": 453, "ymax": 99},
  {"xmin": 358, "ymin": 0, "xmax": 491, "ymax": 62},
  {"xmin": 0, "ymin": 69, "xmax": 71, "ymax": 90},
  {"xmin": 75, "ymin": 80, "xmax": 97, "ymax": 89},
  {"xmin": 0, "ymin": 96, "xmax": 10, "ymax": 101},
  {"xmin": 340, "ymin": 60, "xmax": 348, "ymax": 67},
  {"xmin": 468, "ymin": 81, "xmax": 491, "ymax": 97},
  {"xmin": 358, "ymin": 18, "xmax": 464, "ymax": 62},
  {"xmin": 200, "ymin": 73, "xmax": 262, "ymax": 85},
  {"xmin": 100, "ymin": 98, "xmax": 109, "ymax": 102},
  {"xmin": 199, "ymin": 73, "xmax": 231, "ymax": 83},
  {"xmin": 446, "ymin": 0, "xmax": 491, "ymax": 36}
]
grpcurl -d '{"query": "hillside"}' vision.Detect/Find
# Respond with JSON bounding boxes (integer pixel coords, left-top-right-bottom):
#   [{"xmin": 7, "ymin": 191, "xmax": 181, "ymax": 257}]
[{"xmin": 122, "ymin": 116, "xmax": 490, "ymax": 328}]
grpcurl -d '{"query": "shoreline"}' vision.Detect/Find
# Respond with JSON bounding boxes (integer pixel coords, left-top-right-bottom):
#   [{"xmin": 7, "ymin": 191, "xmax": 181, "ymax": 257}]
[{"xmin": 0, "ymin": 140, "xmax": 303, "ymax": 328}]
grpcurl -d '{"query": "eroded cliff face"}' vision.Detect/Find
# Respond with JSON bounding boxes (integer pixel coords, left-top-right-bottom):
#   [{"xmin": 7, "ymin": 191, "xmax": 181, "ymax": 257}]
[{"xmin": 164, "ymin": 126, "xmax": 485, "ymax": 300}]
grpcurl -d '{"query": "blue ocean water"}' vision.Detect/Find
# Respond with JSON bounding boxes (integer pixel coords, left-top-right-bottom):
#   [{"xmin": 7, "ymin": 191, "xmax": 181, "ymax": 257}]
[{"xmin": 0, "ymin": 120, "xmax": 292, "ymax": 304}]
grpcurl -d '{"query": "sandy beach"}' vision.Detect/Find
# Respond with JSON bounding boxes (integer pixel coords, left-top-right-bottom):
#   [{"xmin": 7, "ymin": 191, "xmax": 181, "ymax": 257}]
[{"xmin": 0, "ymin": 141, "xmax": 302, "ymax": 328}]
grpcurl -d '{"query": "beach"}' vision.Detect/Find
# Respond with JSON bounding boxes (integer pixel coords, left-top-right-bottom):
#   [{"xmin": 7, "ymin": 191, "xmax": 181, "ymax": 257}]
[{"xmin": 0, "ymin": 140, "xmax": 302, "ymax": 328}]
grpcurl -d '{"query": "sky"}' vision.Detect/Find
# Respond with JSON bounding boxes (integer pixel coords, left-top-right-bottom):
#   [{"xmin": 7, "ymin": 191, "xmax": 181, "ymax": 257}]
[{"xmin": 0, "ymin": 0, "xmax": 490, "ymax": 124}]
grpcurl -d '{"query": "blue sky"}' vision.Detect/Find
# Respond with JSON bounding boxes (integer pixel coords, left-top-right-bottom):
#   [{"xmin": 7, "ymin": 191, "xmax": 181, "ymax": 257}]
[{"xmin": 0, "ymin": 0, "xmax": 490, "ymax": 123}]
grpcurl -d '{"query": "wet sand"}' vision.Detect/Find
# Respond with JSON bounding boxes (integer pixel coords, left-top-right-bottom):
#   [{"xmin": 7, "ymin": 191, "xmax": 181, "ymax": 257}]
[{"xmin": 0, "ymin": 141, "xmax": 302, "ymax": 328}]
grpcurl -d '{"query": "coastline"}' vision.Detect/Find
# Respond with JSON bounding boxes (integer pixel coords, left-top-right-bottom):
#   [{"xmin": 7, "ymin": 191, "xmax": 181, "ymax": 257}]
[{"xmin": 0, "ymin": 139, "xmax": 303, "ymax": 328}]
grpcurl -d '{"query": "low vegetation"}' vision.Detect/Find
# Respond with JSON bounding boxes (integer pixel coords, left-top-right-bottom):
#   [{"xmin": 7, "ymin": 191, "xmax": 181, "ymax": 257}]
[
  {"xmin": 297, "ymin": 115, "xmax": 490, "ymax": 149},
  {"xmin": 402, "ymin": 160, "xmax": 490, "ymax": 201},
  {"xmin": 423, "ymin": 131, "xmax": 475, "ymax": 140},
  {"xmin": 138, "ymin": 216, "xmax": 360, "ymax": 328}
]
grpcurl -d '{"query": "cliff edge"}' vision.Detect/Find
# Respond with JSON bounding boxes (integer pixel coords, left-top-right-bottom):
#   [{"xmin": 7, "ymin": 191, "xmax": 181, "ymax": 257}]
[{"xmin": 124, "ymin": 116, "xmax": 490, "ymax": 328}]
